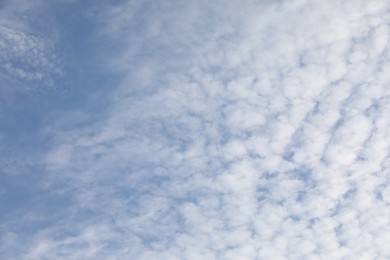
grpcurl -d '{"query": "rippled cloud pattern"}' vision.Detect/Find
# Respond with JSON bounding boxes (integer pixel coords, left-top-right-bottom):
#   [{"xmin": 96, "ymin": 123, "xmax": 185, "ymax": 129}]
[{"xmin": 1, "ymin": 0, "xmax": 390, "ymax": 259}]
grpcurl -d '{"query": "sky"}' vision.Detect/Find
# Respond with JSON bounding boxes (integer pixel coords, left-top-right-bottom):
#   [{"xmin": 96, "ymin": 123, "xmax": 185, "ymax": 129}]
[{"xmin": 1, "ymin": 0, "xmax": 390, "ymax": 259}]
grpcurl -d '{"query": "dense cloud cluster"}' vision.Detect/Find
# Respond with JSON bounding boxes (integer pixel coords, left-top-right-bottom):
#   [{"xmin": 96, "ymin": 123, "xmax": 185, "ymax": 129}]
[{"xmin": 1, "ymin": 0, "xmax": 390, "ymax": 259}]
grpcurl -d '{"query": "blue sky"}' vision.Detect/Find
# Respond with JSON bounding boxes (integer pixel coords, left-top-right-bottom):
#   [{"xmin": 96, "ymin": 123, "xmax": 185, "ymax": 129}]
[{"xmin": 1, "ymin": 0, "xmax": 390, "ymax": 259}]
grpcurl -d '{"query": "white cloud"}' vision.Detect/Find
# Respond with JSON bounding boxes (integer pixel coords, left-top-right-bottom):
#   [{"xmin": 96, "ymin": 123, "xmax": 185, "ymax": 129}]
[
  {"xmin": 0, "ymin": 1, "xmax": 62, "ymax": 103},
  {"xmin": 2, "ymin": 0, "xmax": 390, "ymax": 259},
  {"xmin": 0, "ymin": 25, "xmax": 59, "ymax": 88}
]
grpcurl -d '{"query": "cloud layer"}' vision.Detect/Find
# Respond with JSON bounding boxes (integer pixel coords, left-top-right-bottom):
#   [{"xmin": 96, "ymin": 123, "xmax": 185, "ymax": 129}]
[{"xmin": 1, "ymin": 0, "xmax": 390, "ymax": 259}]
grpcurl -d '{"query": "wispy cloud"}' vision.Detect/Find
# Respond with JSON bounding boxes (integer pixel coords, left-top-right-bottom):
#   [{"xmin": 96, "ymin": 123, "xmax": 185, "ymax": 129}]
[
  {"xmin": 0, "ymin": 25, "xmax": 59, "ymax": 84},
  {"xmin": 1, "ymin": 1, "xmax": 62, "ymax": 87}
]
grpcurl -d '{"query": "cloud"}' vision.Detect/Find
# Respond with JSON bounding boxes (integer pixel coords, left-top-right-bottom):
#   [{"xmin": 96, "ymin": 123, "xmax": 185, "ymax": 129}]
[
  {"xmin": 1, "ymin": 0, "xmax": 390, "ymax": 259},
  {"xmin": 0, "ymin": 0, "xmax": 62, "ymax": 104},
  {"xmin": 0, "ymin": 26, "xmax": 57, "ymax": 82}
]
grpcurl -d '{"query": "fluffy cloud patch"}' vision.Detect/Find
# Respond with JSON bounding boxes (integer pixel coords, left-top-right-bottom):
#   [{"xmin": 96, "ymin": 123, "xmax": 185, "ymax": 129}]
[{"xmin": 1, "ymin": 0, "xmax": 390, "ymax": 259}]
